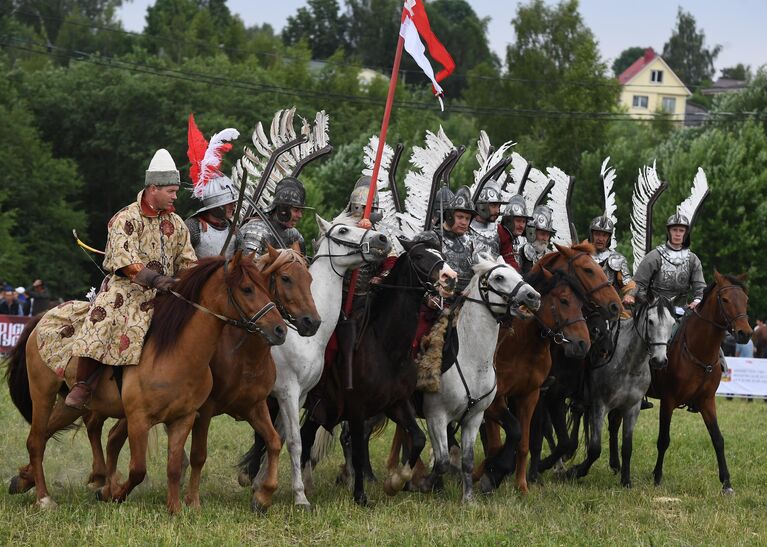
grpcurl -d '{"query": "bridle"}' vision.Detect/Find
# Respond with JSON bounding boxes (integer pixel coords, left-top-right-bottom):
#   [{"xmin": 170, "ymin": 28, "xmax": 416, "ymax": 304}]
[
  {"xmin": 461, "ymin": 264, "xmax": 527, "ymax": 323},
  {"xmin": 633, "ymin": 299, "xmax": 673, "ymax": 357},
  {"xmin": 311, "ymin": 224, "xmax": 376, "ymax": 277},
  {"xmin": 533, "ymin": 282, "xmax": 586, "ymax": 345},
  {"xmin": 264, "ymin": 250, "xmax": 309, "ymax": 331},
  {"xmin": 375, "ymin": 243, "xmax": 453, "ymax": 297},
  {"xmin": 559, "ymin": 251, "xmax": 613, "ymax": 310},
  {"xmin": 693, "ymin": 284, "xmax": 749, "ymax": 336}
]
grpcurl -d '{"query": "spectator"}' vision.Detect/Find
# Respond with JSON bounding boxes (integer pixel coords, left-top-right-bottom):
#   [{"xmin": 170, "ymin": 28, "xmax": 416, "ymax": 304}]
[
  {"xmin": 28, "ymin": 279, "xmax": 51, "ymax": 316},
  {"xmin": 736, "ymin": 338, "xmax": 754, "ymax": 358},
  {"xmin": 0, "ymin": 289, "xmax": 24, "ymax": 316},
  {"xmin": 722, "ymin": 332, "xmax": 736, "ymax": 357},
  {"xmin": 15, "ymin": 287, "xmax": 30, "ymax": 315}
]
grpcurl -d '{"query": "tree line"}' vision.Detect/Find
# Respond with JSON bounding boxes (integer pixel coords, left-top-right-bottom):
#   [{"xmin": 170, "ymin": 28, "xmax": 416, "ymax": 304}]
[{"xmin": 0, "ymin": 0, "xmax": 765, "ymax": 317}]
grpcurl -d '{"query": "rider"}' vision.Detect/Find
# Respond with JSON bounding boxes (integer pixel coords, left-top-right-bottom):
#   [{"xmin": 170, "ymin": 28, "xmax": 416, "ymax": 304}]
[
  {"xmin": 435, "ymin": 185, "xmax": 478, "ymax": 295},
  {"xmin": 66, "ymin": 149, "xmax": 198, "ymax": 409},
  {"xmin": 240, "ymin": 177, "xmax": 309, "ymax": 256},
  {"xmin": 470, "ymin": 180, "xmax": 506, "ymax": 257},
  {"xmin": 430, "ymin": 186, "xmax": 455, "ymax": 230},
  {"xmin": 589, "ymin": 216, "xmax": 635, "ymax": 314},
  {"xmin": 518, "ymin": 204, "xmax": 555, "ymax": 274},
  {"xmin": 497, "ymin": 194, "xmax": 531, "ymax": 271}
]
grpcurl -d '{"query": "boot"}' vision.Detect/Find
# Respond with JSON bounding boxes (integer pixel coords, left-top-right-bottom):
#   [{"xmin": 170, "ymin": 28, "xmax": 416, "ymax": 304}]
[
  {"xmin": 640, "ymin": 397, "xmax": 654, "ymax": 410},
  {"xmin": 336, "ymin": 318, "xmax": 357, "ymax": 391},
  {"xmin": 64, "ymin": 357, "xmax": 104, "ymax": 410}
]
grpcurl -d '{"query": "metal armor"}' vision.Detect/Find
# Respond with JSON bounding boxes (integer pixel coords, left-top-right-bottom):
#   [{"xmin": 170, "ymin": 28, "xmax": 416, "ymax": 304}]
[
  {"xmin": 633, "ymin": 243, "xmax": 705, "ymax": 307},
  {"xmin": 519, "ymin": 241, "xmax": 547, "ymax": 273},
  {"xmin": 440, "ymin": 229, "xmax": 476, "ymax": 293},
  {"xmin": 469, "ymin": 219, "xmax": 500, "ymax": 257},
  {"xmin": 240, "ymin": 217, "xmax": 306, "ymax": 256},
  {"xmin": 592, "ymin": 248, "xmax": 632, "ymax": 289},
  {"xmin": 185, "ymin": 217, "xmax": 239, "ymax": 259}
]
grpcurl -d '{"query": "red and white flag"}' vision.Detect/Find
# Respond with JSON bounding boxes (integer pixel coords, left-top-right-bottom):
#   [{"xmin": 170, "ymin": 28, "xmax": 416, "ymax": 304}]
[{"xmin": 399, "ymin": 0, "xmax": 455, "ymax": 109}]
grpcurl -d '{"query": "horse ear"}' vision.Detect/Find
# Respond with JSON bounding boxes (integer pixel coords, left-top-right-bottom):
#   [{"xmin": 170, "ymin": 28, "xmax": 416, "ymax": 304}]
[
  {"xmin": 316, "ymin": 214, "xmax": 330, "ymax": 235},
  {"xmin": 554, "ymin": 243, "xmax": 574, "ymax": 257},
  {"xmin": 737, "ymin": 273, "xmax": 749, "ymax": 283},
  {"xmin": 267, "ymin": 244, "xmax": 279, "ymax": 261},
  {"xmin": 542, "ymin": 267, "xmax": 554, "ymax": 280},
  {"xmin": 398, "ymin": 236, "xmax": 413, "ymax": 251},
  {"xmin": 230, "ymin": 249, "xmax": 243, "ymax": 269},
  {"xmin": 713, "ymin": 270, "xmax": 724, "ymax": 284}
]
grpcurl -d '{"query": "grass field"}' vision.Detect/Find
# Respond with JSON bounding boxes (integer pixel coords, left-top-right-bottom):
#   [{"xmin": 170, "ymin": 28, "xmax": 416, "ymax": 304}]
[{"xmin": 1, "ymin": 388, "xmax": 766, "ymax": 546}]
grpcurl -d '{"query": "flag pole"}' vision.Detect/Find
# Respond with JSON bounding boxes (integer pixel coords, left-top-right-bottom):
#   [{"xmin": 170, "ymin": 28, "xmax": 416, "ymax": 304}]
[{"xmin": 343, "ymin": 31, "xmax": 406, "ymax": 317}]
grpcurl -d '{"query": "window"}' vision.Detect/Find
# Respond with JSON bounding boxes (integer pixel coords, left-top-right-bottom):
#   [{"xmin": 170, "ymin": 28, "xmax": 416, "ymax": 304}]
[
  {"xmin": 651, "ymin": 70, "xmax": 664, "ymax": 83},
  {"xmin": 662, "ymin": 97, "xmax": 676, "ymax": 113},
  {"xmin": 632, "ymin": 95, "xmax": 649, "ymax": 108}
]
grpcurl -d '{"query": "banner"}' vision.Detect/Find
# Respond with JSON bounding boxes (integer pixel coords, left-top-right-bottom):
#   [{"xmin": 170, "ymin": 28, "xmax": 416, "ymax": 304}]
[
  {"xmin": 717, "ymin": 357, "xmax": 767, "ymax": 399},
  {"xmin": 0, "ymin": 314, "xmax": 30, "ymax": 353}
]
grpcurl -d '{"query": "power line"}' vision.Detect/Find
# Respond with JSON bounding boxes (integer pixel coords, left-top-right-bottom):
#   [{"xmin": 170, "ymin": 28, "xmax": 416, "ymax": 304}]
[
  {"xmin": 2, "ymin": 36, "xmax": 763, "ymax": 125},
  {"xmin": 13, "ymin": 8, "xmax": 713, "ymax": 92}
]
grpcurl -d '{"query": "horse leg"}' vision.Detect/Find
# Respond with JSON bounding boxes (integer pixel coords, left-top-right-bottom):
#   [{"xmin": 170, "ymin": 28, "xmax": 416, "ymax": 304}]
[
  {"xmin": 349, "ymin": 418, "xmax": 369, "ymax": 505},
  {"xmin": 337, "ymin": 421, "xmax": 353, "ymax": 486},
  {"xmin": 298, "ymin": 415, "xmax": 322, "ymax": 500},
  {"xmin": 278, "ymin": 388, "xmax": 312, "ymax": 509},
  {"xmin": 653, "ymin": 398, "xmax": 674, "ymax": 486},
  {"xmin": 447, "ymin": 421, "xmax": 462, "ymax": 473},
  {"xmin": 478, "ymin": 409, "xmax": 520, "ymax": 493},
  {"xmin": 97, "ymin": 418, "xmax": 128, "ymax": 501},
  {"xmin": 699, "ymin": 396, "xmax": 733, "ymax": 494},
  {"xmin": 165, "ymin": 414, "xmax": 196, "ymax": 515},
  {"xmin": 568, "ymin": 402, "xmax": 606, "ymax": 480},
  {"xmin": 473, "ymin": 415, "xmax": 503, "ymax": 482},
  {"xmin": 107, "ymin": 415, "xmax": 150, "ymax": 504},
  {"xmin": 385, "ymin": 424, "xmax": 404, "ymax": 475},
  {"xmin": 564, "ymin": 401, "xmax": 585, "ymax": 462},
  {"xmin": 538, "ymin": 398, "xmax": 570, "ymax": 471},
  {"xmin": 84, "ymin": 411, "xmax": 108, "ymax": 490},
  {"xmin": 608, "ymin": 409, "xmax": 622, "ymax": 474},
  {"xmin": 459, "ymin": 413, "xmax": 484, "ymax": 504},
  {"xmin": 240, "ymin": 398, "xmax": 278, "ymax": 487},
  {"xmin": 514, "ymin": 391, "xmax": 542, "ymax": 494},
  {"xmin": 527, "ymin": 401, "xmax": 545, "ymax": 484},
  {"xmin": 620, "ymin": 405, "xmax": 640, "ymax": 488},
  {"xmin": 25, "ymin": 370, "xmax": 63, "ymax": 508},
  {"xmin": 250, "ymin": 400, "xmax": 282, "ymax": 513},
  {"xmin": 421, "ymin": 411, "xmax": 449, "ymax": 494},
  {"xmin": 184, "ymin": 404, "xmax": 214, "ymax": 509},
  {"xmin": 386, "ymin": 402, "xmax": 426, "ymax": 496},
  {"xmin": 363, "ymin": 416, "xmax": 380, "ymax": 482}
]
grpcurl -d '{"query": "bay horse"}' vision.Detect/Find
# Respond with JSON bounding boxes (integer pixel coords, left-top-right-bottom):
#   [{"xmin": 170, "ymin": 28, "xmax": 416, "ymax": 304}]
[
  {"xmin": 81, "ymin": 247, "xmax": 320, "ymax": 513},
  {"xmin": 473, "ymin": 267, "xmax": 591, "ymax": 494},
  {"xmin": 239, "ymin": 216, "xmax": 391, "ymax": 510},
  {"xmin": 649, "ymin": 272, "xmax": 751, "ymax": 493},
  {"xmin": 417, "ymin": 255, "xmax": 541, "ymax": 502},
  {"xmin": 5, "ymin": 252, "xmax": 286, "ymax": 513},
  {"xmin": 297, "ymin": 235, "xmax": 457, "ymax": 506},
  {"xmin": 566, "ymin": 297, "xmax": 675, "ymax": 487}
]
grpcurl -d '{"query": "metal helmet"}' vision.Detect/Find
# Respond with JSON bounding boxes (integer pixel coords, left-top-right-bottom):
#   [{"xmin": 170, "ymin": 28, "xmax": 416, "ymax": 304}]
[
  {"xmin": 475, "ymin": 181, "xmax": 507, "ymax": 220},
  {"xmin": 348, "ymin": 175, "xmax": 379, "ymax": 216},
  {"xmin": 266, "ymin": 177, "xmax": 307, "ymax": 213},
  {"xmin": 501, "ymin": 194, "xmax": 532, "ymax": 228},
  {"xmin": 431, "ymin": 186, "xmax": 455, "ymax": 227},
  {"xmin": 444, "ymin": 186, "xmax": 478, "ymax": 227},
  {"xmin": 589, "ymin": 215, "xmax": 614, "ymax": 235},
  {"xmin": 529, "ymin": 204, "xmax": 555, "ymax": 234},
  {"xmin": 666, "ymin": 212, "xmax": 690, "ymax": 229},
  {"xmin": 191, "ymin": 174, "xmax": 237, "ymax": 218}
]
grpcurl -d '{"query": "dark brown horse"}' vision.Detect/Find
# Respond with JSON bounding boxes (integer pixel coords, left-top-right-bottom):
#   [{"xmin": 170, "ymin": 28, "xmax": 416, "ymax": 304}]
[
  {"xmin": 5, "ymin": 252, "xmax": 287, "ymax": 513},
  {"xmin": 472, "ymin": 268, "xmax": 590, "ymax": 494},
  {"xmin": 82, "ymin": 247, "xmax": 319, "ymax": 513},
  {"xmin": 649, "ymin": 271, "xmax": 752, "ymax": 493}
]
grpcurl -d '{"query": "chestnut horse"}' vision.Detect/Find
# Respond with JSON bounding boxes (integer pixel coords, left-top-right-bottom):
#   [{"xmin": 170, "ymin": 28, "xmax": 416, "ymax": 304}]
[
  {"xmin": 472, "ymin": 268, "xmax": 591, "ymax": 494},
  {"xmin": 82, "ymin": 247, "xmax": 319, "ymax": 513},
  {"xmin": 649, "ymin": 272, "xmax": 752, "ymax": 494},
  {"xmin": 5, "ymin": 252, "xmax": 287, "ymax": 513}
]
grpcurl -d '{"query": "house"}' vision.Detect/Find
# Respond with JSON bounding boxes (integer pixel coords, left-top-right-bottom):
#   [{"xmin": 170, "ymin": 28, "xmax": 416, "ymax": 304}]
[
  {"xmin": 702, "ymin": 77, "xmax": 748, "ymax": 96},
  {"xmin": 618, "ymin": 48, "xmax": 691, "ymax": 124}
]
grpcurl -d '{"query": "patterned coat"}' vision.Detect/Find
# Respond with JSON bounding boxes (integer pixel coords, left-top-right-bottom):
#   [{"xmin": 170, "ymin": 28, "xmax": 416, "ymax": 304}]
[{"xmin": 71, "ymin": 191, "xmax": 197, "ymax": 366}]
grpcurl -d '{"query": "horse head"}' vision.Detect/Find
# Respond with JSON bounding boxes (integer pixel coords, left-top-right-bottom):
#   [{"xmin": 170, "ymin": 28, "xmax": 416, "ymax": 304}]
[
  {"xmin": 398, "ymin": 235, "xmax": 457, "ymax": 298},
  {"xmin": 471, "ymin": 253, "xmax": 540, "ymax": 319},
  {"xmin": 258, "ymin": 245, "xmax": 321, "ymax": 337},
  {"xmin": 530, "ymin": 268, "xmax": 591, "ymax": 359},
  {"xmin": 314, "ymin": 214, "xmax": 391, "ymax": 270},
  {"xmin": 637, "ymin": 296, "xmax": 676, "ymax": 369},
  {"xmin": 712, "ymin": 271, "xmax": 752, "ymax": 344},
  {"xmin": 537, "ymin": 242, "xmax": 622, "ymax": 321}
]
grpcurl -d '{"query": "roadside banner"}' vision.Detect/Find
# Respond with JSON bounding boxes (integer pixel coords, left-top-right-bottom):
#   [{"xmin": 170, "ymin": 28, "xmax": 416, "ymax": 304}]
[
  {"xmin": 0, "ymin": 314, "xmax": 30, "ymax": 353},
  {"xmin": 717, "ymin": 357, "xmax": 767, "ymax": 399}
]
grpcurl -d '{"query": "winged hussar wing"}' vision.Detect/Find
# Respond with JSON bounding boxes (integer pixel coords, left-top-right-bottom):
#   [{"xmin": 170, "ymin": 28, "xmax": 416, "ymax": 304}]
[
  {"xmin": 600, "ymin": 156, "xmax": 618, "ymax": 249},
  {"xmin": 630, "ymin": 161, "xmax": 664, "ymax": 273},
  {"xmin": 362, "ymin": 135, "xmax": 402, "ymax": 246},
  {"xmin": 396, "ymin": 126, "xmax": 456, "ymax": 241},
  {"xmin": 469, "ymin": 130, "xmax": 514, "ymax": 198},
  {"xmin": 233, "ymin": 108, "xmax": 330, "ymax": 223},
  {"xmin": 677, "ymin": 167, "xmax": 709, "ymax": 227},
  {"xmin": 545, "ymin": 165, "xmax": 574, "ymax": 246}
]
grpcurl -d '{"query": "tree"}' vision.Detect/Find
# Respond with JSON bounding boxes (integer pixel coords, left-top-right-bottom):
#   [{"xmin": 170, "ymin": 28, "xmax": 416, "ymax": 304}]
[
  {"xmin": 612, "ymin": 46, "xmax": 646, "ymax": 77},
  {"xmin": 282, "ymin": 0, "xmax": 348, "ymax": 59},
  {"xmin": 720, "ymin": 64, "xmax": 751, "ymax": 81},
  {"xmin": 662, "ymin": 8, "xmax": 721, "ymax": 87}
]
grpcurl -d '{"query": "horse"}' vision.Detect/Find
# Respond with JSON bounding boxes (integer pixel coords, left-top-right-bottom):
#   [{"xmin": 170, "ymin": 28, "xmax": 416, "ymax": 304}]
[
  {"xmin": 416, "ymin": 255, "xmax": 541, "ymax": 503},
  {"xmin": 472, "ymin": 267, "xmax": 591, "ymax": 495},
  {"xmin": 81, "ymin": 246, "xmax": 320, "ymax": 513},
  {"xmin": 566, "ymin": 297, "xmax": 676, "ymax": 487},
  {"xmin": 238, "ymin": 216, "xmax": 391, "ymax": 510},
  {"xmin": 5, "ymin": 251, "xmax": 287, "ymax": 513},
  {"xmin": 649, "ymin": 271, "xmax": 752, "ymax": 494},
  {"xmin": 295, "ymin": 235, "xmax": 458, "ymax": 506}
]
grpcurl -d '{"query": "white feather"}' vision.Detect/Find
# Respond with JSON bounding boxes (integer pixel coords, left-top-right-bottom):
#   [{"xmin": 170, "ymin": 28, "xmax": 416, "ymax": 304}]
[
  {"xmin": 470, "ymin": 130, "xmax": 514, "ymax": 197},
  {"xmin": 677, "ymin": 167, "xmax": 709, "ymax": 224},
  {"xmin": 361, "ymin": 135, "xmax": 402, "ymax": 251},
  {"xmin": 194, "ymin": 128, "xmax": 239, "ymax": 198},
  {"xmin": 630, "ymin": 161, "xmax": 663, "ymax": 273},
  {"xmin": 600, "ymin": 156, "xmax": 618, "ymax": 249},
  {"xmin": 545, "ymin": 166, "xmax": 573, "ymax": 246}
]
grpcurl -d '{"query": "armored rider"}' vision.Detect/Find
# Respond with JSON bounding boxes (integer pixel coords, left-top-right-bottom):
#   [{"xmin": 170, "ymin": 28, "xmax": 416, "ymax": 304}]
[
  {"xmin": 65, "ymin": 149, "xmax": 198, "ymax": 409},
  {"xmin": 497, "ymin": 194, "xmax": 531, "ymax": 271},
  {"xmin": 518, "ymin": 204, "xmax": 555, "ymax": 274},
  {"xmin": 435, "ymin": 186, "xmax": 478, "ymax": 295},
  {"xmin": 469, "ymin": 180, "xmax": 506, "ymax": 257},
  {"xmin": 589, "ymin": 215, "xmax": 636, "ymax": 314},
  {"xmin": 240, "ymin": 177, "xmax": 309, "ymax": 256}
]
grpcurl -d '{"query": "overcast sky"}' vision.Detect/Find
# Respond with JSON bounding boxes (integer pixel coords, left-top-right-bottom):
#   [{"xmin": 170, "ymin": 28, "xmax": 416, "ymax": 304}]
[{"xmin": 117, "ymin": 0, "xmax": 766, "ymax": 75}]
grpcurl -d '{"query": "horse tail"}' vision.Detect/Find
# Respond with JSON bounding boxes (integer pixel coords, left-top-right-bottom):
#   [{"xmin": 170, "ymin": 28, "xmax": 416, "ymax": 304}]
[
  {"xmin": 310, "ymin": 426, "xmax": 337, "ymax": 468},
  {"xmin": 4, "ymin": 314, "xmax": 43, "ymax": 424},
  {"xmin": 369, "ymin": 416, "xmax": 389, "ymax": 439}
]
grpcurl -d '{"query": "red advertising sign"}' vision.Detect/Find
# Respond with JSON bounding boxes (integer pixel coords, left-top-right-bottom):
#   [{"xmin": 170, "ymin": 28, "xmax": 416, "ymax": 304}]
[{"xmin": 0, "ymin": 315, "xmax": 30, "ymax": 353}]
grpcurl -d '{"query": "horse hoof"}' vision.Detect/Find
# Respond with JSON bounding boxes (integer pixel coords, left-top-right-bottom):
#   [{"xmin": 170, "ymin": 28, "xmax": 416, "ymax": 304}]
[
  {"xmin": 295, "ymin": 502, "xmax": 313, "ymax": 513},
  {"xmin": 383, "ymin": 476, "xmax": 397, "ymax": 496},
  {"xmin": 610, "ymin": 466, "xmax": 620, "ymax": 475},
  {"xmin": 95, "ymin": 488, "xmax": 105, "ymax": 502},
  {"xmin": 722, "ymin": 486, "xmax": 735, "ymax": 496},
  {"xmin": 237, "ymin": 470, "xmax": 251, "ymax": 488},
  {"xmin": 478, "ymin": 474, "xmax": 495, "ymax": 495},
  {"xmin": 622, "ymin": 480, "xmax": 632, "ymax": 489},
  {"xmin": 354, "ymin": 493, "xmax": 369, "ymax": 507},
  {"xmin": 251, "ymin": 499, "xmax": 268, "ymax": 515},
  {"xmin": 8, "ymin": 475, "xmax": 31, "ymax": 495},
  {"xmin": 35, "ymin": 496, "xmax": 58, "ymax": 510}
]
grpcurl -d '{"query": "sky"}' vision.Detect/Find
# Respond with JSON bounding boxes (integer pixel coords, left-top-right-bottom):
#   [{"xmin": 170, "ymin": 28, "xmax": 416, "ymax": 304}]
[{"xmin": 117, "ymin": 0, "xmax": 766, "ymax": 75}]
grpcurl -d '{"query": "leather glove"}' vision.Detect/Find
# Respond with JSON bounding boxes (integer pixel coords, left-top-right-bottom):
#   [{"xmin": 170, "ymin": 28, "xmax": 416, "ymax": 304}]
[{"xmin": 134, "ymin": 267, "xmax": 177, "ymax": 292}]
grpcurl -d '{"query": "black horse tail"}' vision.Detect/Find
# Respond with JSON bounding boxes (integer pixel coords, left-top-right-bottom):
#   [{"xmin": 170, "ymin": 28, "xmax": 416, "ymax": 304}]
[{"xmin": 4, "ymin": 314, "xmax": 43, "ymax": 424}]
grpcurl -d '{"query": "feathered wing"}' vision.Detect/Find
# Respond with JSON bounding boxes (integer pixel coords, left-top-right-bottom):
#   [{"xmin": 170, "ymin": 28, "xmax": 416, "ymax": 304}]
[
  {"xmin": 630, "ymin": 161, "xmax": 664, "ymax": 273},
  {"xmin": 362, "ymin": 135, "xmax": 401, "ymax": 246},
  {"xmin": 545, "ymin": 166, "xmax": 574, "ymax": 246},
  {"xmin": 470, "ymin": 130, "xmax": 514, "ymax": 198},
  {"xmin": 235, "ymin": 108, "xmax": 330, "ymax": 222},
  {"xmin": 600, "ymin": 156, "xmax": 618, "ymax": 249},
  {"xmin": 677, "ymin": 167, "xmax": 709, "ymax": 226},
  {"xmin": 396, "ymin": 126, "xmax": 456, "ymax": 242}
]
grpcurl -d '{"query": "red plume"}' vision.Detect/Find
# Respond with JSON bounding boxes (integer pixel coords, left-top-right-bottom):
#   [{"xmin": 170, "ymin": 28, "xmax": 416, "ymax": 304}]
[{"xmin": 187, "ymin": 113, "xmax": 209, "ymax": 188}]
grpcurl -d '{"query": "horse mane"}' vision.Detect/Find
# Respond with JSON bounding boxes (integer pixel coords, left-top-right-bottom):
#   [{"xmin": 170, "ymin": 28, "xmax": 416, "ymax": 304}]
[
  {"xmin": 536, "ymin": 241, "xmax": 596, "ymax": 270},
  {"xmin": 699, "ymin": 274, "xmax": 749, "ymax": 307},
  {"xmin": 148, "ymin": 255, "xmax": 266, "ymax": 357},
  {"xmin": 465, "ymin": 256, "xmax": 518, "ymax": 295},
  {"xmin": 525, "ymin": 268, "xmax": 586, "ymax": 302}
]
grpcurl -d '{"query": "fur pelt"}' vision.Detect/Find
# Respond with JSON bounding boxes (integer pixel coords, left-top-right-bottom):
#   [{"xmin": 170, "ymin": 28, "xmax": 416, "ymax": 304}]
[{"xmin": 415, "ymin": 308, "xmax": 455, "ymax": 393}]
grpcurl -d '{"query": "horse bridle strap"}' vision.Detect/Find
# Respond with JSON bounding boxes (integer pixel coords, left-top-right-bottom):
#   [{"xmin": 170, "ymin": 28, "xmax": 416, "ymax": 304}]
[
  {"xmin": 565, "ymin": 251, "xmax": 612, "ymax": 301},
  {"xmin": 682, "ymin": 337, "xmax": 717, "ymax": 374},
  {"xmin": 462, "ymin": 266, "xmax": 526, "ymax": 323},
  {"xmin": 168, "ymin": 287, "xmax": 275, "ymax": 335},
  {"xmin": 311, "ymin": 224, "xmax": 374, "ymax": 278},
  {"xmin": 533, "ymin": 297, "xmax": 586, "ymax": 345},
  {"xmin": 693, "ymin": 284, "xmax": 748, "ymax": 334}
]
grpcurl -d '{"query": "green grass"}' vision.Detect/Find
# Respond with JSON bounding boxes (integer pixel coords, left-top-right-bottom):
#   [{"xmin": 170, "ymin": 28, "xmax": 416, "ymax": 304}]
[{"xmin": 1, "ymin": 388, "xmax": 766, "ymax": 546}]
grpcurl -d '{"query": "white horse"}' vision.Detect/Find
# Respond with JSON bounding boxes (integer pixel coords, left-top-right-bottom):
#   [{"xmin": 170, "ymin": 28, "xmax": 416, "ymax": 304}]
[
  {"xmin": 241, "ymin": 215, "xmax": 390, "ymax": 510},
  {"xmin": 420, "ymin": 255, "xmax": 541, "ymax": 503},
  {"xmin": 567, "ymin": 297, "xmax": 675, "ymax": 487}
]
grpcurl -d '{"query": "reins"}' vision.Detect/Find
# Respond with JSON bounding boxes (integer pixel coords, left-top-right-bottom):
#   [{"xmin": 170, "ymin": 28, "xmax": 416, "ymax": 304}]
[{"xmin": 311, "ymin": 224, "xmax": 374, "ymax": 278}]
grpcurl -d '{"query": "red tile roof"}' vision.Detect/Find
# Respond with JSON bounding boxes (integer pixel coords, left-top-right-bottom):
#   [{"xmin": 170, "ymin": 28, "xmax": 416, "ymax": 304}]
[{"xmin": 618, "ymin": 48, "xmax": 657, "ymax": 85}]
